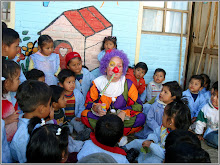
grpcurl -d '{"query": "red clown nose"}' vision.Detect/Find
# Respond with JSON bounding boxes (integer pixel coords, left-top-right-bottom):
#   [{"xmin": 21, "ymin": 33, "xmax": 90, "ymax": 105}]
[{"xmin": 113, "ymin": 67, "xmax": 119, "ymax": 73}]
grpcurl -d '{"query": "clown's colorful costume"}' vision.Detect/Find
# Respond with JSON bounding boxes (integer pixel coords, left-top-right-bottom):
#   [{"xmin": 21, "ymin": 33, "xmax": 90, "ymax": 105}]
[{"xmin": 81, "ymin": 75, "xmax": 146, "ymax": 135}]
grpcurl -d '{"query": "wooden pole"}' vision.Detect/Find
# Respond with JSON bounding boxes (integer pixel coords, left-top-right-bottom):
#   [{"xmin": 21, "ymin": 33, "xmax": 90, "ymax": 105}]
[
  {"xmin": 196, "ymin": 24, "xmax": 210, "ymax": 74},
  {"xmin": 178, "ymin": 12, "xmax": 183, "ymax": 84}
]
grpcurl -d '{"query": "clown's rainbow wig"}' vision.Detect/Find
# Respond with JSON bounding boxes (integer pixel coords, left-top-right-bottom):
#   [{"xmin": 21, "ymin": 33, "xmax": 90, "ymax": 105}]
[{"xmin": 99, "ymin": 49, "xmax": 129, "ymax": 75}]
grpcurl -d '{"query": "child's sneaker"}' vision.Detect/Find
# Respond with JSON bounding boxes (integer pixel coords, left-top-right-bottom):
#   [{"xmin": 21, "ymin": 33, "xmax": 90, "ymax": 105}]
[
  {"xmin": 118, "ymin": 136, "xmax": 128, "ymax": 146},
  {"xmin": 126, "ymin": 148, "xmax": 139, "ymax": 163}
]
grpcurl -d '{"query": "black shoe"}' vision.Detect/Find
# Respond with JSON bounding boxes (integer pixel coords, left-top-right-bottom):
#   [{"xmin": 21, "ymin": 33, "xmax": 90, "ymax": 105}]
[
  {"xmin": 75, "ymin": 128, "xmax": 92, "ymax": 141},
  {"xmin": 126, "ymin": 148, "xmax": 140, "ymax": 163}
]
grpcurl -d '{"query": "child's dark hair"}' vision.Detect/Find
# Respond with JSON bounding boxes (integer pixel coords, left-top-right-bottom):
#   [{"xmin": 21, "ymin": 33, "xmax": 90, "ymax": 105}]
[
  {"xmin": 212, "ymin": 81, "xmax": 218, "ymax": 91},
  {"xmin": 25, "ymin": 69, "xmax": 45, "ymax": 81},
  {"xmin": 57, "ymin": 69, "xmax": 75, "ymax": 84},
  {"xmin": 200, "ymin": 74, "xmax": 211, "ymax": 90},
  {"xmin": 189, "ymin": 75, "xmax": 204, "ymax": 87},
  {"xmin": 2, "ymin": 58, "xmax": 21, "ymax": 95},
  {"xmin": 163, "ymin": 81, "xmax": 182, "ymax": 100},
  {"xmin": 95, "ymin": 114, "xmax": 124, "ymax": 147},
  {"xmin": 2, "ymin": 22, "xmax": 7, "ymax": 29},
  {"xmin": 2, "ymin": 28, "xmax": 19, "ymax": 46},
  {"xmin": 154, "ymin": 68, "xmax": 166, "ymax": 77},
  {"xmin": 26, "ymin": 117, "xmax": 69, "ymax": 163},
  {"xmin": 101, "ymin": 36, "xmax": 117, "ymax": 50},
  {"xmin": 134, "ymin": 62, "xmax": 148, "ymax": 74},
  {"xmin": 165, "ymin": 98, "xmax": 191, "ymax": 130},
  {"xmin": 16, "ymin": 80, "xmax": 52, "ymax": 113},
  {"xmin": 50, "ymin": 85, "xmax": 65, "ymax": 103},
  {"xmin": 165, "ymin": 130, "xmax": 211, "ymax": 163}
]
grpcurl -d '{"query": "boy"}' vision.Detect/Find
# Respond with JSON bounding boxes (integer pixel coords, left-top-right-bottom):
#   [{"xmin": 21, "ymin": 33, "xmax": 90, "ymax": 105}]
[
  {"xmin": 25, "ymin": 69, "xmax": 45, "ymax": 82},
  {"xmin": 146, "ymin": 68, "xmax": 166, "ymax": 102},
  {"xmin": 183, "ymin": 75, "xmax": 206, "ymax": 122},
  {"xmin": 50, "ymin": 85, "xmax": 68, "ymax": 126},
  {"xmin": 10, "ymin": 80, "xmax": 53, "ymax": 163},
  {"xmin": 57, "ymin": 69, "xmax": 86, "ymax": 135},
  {"xmin": 194, "ymin": 81, "xmax": 218, "ymax": 149},
  {"xmin": 77, "ymin": 114, "xmax": 129, "ymax": 163}
]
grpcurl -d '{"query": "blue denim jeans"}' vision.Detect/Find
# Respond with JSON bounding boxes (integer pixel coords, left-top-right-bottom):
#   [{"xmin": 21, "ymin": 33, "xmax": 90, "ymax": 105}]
[{"xmin": 204, "ymin": 130, "xmax": 218, "ymax": 149}]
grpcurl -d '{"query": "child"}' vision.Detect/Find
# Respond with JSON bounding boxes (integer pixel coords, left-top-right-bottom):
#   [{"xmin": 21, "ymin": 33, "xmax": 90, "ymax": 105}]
[
  {"xmin": 125, "ymin": 98, "xmax": 191, "ymax": 163},
  {"xmin": 146, "ymin": 68, "xmax": 166, "ymax": 102},
  {"xmin": 200, "ymin": 73, "xmax": 211, "ymax": 103},
  {"xmin": 28, "ymin": 35, "xmax": 60, "ymax": 85},
  {"xmin": 2, "ymin": 59, "xmax": 21, "ymax": 141},
  {"xmin": 135, "ymin": 81, "xmax": 182, "ymax": 139},
  {"xmin": 2, "ymin": 28, "xmax": 20, "ymax": 60},
  {"xmin": 57, "ymin": 69, "xmax": 86, "ymax": 135},
  {"xmin": 25, "ymin": 68, "xmax": 45, "ymax": 82},
  {"xmin": 26, "ymin": 117, "xmax": 69, "ymax": 163},
  {"xmin": 97, "ymin": 36, "xmax": 117, "ymax": 62},
  {"xmin": 194, "ymin": 81, "xmax": 218, "ymax": 149},
  {"xmin": 50, "ymin": 85, "xmax": 68, "ymax": 126},
  {"xmin": 10, "ymin": 80, "xmax": 53, "ymax": 163},
  {"xmin": 183, "ymin": 75, "xmax": 206, "ymax": 122},
  {"xmin": 126, "ymin": 62, "xmax": 148, "ymax": 103},
  {"xmin": 164, "ymin": 130, "xmax": 211, "ymax": 163},
  {"xmin": 65, "ymin": 52, "xmax": 95, "ymax": 99},
  {"xmin": 77, "ymin": 114, "xmax": 129, "ymax": 163}
]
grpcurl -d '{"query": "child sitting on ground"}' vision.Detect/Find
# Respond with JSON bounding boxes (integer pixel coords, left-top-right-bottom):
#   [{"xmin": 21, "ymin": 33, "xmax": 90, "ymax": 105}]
[
  {"xmin": 135, "ymin": 81, "xmax": 182, "ymax": 139},
  {"xmin": 2, "ymin": 59, "xmax": 21, "ymax": 142},
  {"xmin": 65, "ymin": 52, "xmax": 95, "ymax": 99},
  {"xmin": 194, "ymin": 81, "xmax": 218, "ymax": 149},
  {"xmin": 58, "ymin": 69, "xmax": 89, "ymax": 140},
  {"xmin": 50, "ymin": 85, "xmax": 68, "ymax": 126},
  {"xmin": 10, "ymin": 80, "xmax": 53, "ymax": 163},
  {"xmin": 77, "ymin": 114, "xmax": 129, "ymax": 163},
  {"xmin": 125, "ymin": 98, "xmax": 191, "ymax": 163},
  {"xmin": 25, "ymin": 69, "xmax": 45, "ymax": 82},
  {"xmin": 164, "ymin": 130, "xmax": 211, "ymax": 163},
  {"xmin": 126, "ymin": 62, "xmax": 148, "ymax": 103},
  {"xmin": 183, "ymin": 75, "xmax": 206, "ymax": 123},
  {"xmin": 200, "ymin": 73, "xmax": 211, "ymax": 103},
  {"xmin": 146, "ymin": 68, "xmax": 166, "ymax": 102},
  {"xmin": 26, "ymin": 117, "xmax": 70, "ymax": 163}
]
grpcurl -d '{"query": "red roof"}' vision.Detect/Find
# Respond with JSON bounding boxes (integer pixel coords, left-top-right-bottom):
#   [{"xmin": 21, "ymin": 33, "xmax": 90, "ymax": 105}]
[{"xmin": 63, "ymin": 6, "xmax": 112, "ymax": 37}]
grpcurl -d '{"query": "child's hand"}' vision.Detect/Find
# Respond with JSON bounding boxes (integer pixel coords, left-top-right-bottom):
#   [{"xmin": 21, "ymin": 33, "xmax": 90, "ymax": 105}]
[
  {"xmin": 197, "ymin": 135, "xmax": 204, "ymax": 141},
  {"xmin": 142, "ymin": 140, "xmax": 153, "ymax": 148},
  {"xmin": 75, "ymin": 117, "xmax": 81, "ymax": 122},
  {"xmin": 191, "ymin": 117, "xmax": 197, "ymax": 123},
  {"xmin": 117, "ymin": 110, "xmax": 126, "ymax": 121},
  {"xmin": 3, "ymin": 110, "xmax": 20, "ymax": 125}
]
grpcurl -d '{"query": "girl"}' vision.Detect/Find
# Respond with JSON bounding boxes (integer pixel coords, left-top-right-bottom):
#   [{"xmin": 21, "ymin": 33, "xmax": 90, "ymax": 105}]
[
  {"xmin": 26, "ymin": 117, "xmax": 69, "ymax": 163},
  {"xmin": 125, "ymin": 98, "xmax": 191, "ymax": 163},
  {"xmin": 65, "ymin": 52, "xmax": 95, "ymax": 99},
  {"xmin": 126, "ymin": 62, "xmax": 148, "ymax": 103},
  {"xmin": 98, "ymin": 36, "xmax": 117, "ymax": 62},
  {"xmin": 29, "ymin": 35, "xmax": 60, "ymax": 85},
  {"xmin": 200, "ymin": 73, "xmax": 211, "ymax": 103},
  {"xmin": 135, "ymin": 81, "xmax": 182, "ymax": 139},
  {"xmin": 2, "ymin": 59, "xmax": 21, "ymax": 141}
]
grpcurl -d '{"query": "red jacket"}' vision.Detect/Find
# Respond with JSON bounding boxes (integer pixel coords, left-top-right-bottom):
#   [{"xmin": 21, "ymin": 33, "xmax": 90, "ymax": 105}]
[{"xmin": 125, "ymin": 68, "xmax": 146, "ymax": 94}]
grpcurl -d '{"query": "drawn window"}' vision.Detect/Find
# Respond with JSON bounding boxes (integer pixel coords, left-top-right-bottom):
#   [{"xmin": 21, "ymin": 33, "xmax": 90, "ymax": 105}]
[
  {"xmin": 1, "ymin": 2, "xmax": 11, "ymax": 21},
  {"xmin": 142, "ymin": 1, "xmax": 190, "ymax": 35}
]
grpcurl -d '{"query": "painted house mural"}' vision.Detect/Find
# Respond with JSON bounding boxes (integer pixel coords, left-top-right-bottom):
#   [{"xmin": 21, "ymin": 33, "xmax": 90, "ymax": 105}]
[{"xmin": 38, "ymin": 6, "xmax": 113, "ymax": 70}]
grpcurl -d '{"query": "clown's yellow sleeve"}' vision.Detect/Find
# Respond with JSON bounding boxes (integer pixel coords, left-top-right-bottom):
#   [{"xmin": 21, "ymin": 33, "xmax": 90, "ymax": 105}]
[{"xmin": 55, "ymin": 66, "xmax": 61, "ymax": 76}]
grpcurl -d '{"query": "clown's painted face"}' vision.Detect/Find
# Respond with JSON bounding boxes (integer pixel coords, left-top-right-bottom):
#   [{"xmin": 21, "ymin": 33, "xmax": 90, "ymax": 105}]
[{"xmin": 106, "ymin": 56, "xmax": 123, "ymax": 82}]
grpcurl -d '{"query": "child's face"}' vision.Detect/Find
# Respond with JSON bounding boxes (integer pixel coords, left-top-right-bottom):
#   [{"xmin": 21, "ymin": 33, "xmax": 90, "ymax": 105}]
[
  {"xmin": 153, "ymin": 71, "xmax": 165, "ymax": 84},
  {"xmin": 67, "ymin": 58, "xmax": 82, "ymax": 75},
  {"xmin": 134, "ymin": 67, "xmax": 146, "ymax": 79},
  {"xmin": 5, "ymin": 69, "xmax": 21, "ymax": 92},
  {"xmin": 104, "ymin": 40, "xmax": 116, "ymax": 51},
  {"xmin": 211, "ymin": 89, "xmax": 218, "ymax": 107},
  {"xmin": 38, "ymin": 76, "xmax": 45, "ymax": 83},
  {"xmin": 162, "ymin": 108, "xmax": 175, "ymax": 130},
  {"xmin": 57, "ymin": 92, "xmax": 67, "ymax": 109},
  {"xmin": 61, "ymin": 76, "xmax": 75, "ymax": 93},
  {"xmin": 106, "ymin": 57, "xmax": 123, "ymax": 82},
  {"xmin": 39, "ymin": 41, "xmax": 54, "ymax": 56},
  {"xmin": 189, "ymin": 78, "xmax": 202, "ymax": 93},
  {"xmin": 41, "ymin": 98, "xmax": 52, "ymax": 119},
  {"xmin": 159, "ymin": 86, "xmax": 175, "ymax": 104},
  {"xmin": 3, "ymin": 38, "xmax": 20, "ymax": 59}
]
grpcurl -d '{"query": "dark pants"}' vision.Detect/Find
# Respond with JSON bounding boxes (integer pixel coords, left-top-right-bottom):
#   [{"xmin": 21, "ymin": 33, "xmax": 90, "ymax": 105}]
[{"xmin": 204, "ymin": 130, "xmax": 218, "ymax": 149}]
